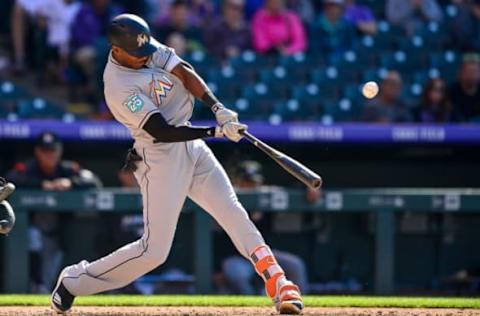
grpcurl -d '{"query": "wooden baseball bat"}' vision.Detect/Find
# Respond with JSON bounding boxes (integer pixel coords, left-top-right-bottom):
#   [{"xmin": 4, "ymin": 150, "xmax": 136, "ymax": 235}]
[{"xmin": 241, "ymin": 131, "xmax": 322, "ymax": 189}]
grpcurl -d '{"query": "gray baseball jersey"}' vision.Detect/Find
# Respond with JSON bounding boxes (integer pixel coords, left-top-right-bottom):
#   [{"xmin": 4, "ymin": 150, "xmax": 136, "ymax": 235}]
[
  {"xmin": 104, "ymin": 43, "xmax": 195, "ymax": 147},
  {"xmin": 59, "ymin": 44, "xmax": 267, "ymax": 296}
]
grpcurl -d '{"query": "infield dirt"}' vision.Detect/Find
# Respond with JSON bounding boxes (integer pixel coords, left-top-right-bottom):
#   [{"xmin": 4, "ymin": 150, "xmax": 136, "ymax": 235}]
[{"xmin": 0, "ymin": 307, "xmax": 479, "ymax": 316}]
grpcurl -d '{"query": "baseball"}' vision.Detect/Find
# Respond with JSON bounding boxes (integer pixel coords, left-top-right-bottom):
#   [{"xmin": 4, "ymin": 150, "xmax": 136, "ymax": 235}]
[{"xmin": 362, "ymin": 81, "xmax": 379, "ymax": 99}]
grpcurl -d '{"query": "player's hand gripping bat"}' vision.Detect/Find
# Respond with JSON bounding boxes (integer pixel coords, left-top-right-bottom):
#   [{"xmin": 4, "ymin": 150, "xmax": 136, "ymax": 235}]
[{"xmin": 240, "ymin": 131, "xmax": 322, "ymax": 189}]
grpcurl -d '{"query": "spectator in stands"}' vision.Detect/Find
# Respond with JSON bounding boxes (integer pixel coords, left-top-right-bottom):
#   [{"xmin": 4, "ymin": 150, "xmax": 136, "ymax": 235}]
[
  {"xmin": 252, "ymin": 0, "xmax": 307, "ymax": 56},
  {"xmin": 449, "ymin": 54, "xmax": 480, "ymax": 121},
  {"xmin": 344, "ymin": 0, "xmax": 377, "ymax": 36},
  {"xmin": 363, "ymin": 71, "xmax": 412, "ymax": 123},
  {"xmin": 414, "ymin": 78, "xmax": 453, "ymax": 122},
  {"xmin": 216, "ymin": 161, "xmax": 309, "ymax": 295},
  {"xmin": 245, "ymin": 0, "xmax": 263, "ymax": 20},
  {"xmin": 155, "ymin": 0, "xmax": 203, "ymax": 49},
  {"xmin": 10, "ymin": 0, "xmax": 80, "ymax": 77},
  {"xmin": 10, "ymin": 0, "xmax": 42, "ymax": 74},
  {"xmin": 204, "ymin": 0, "xmax": 251, "ymax": 62},
  {"xmin": 450, "ymin": 0, "xmax": 480, "ymax": 52},
  {"xmin": 41, "ymin": 0, "xmax": 81, "ymax": 84},
  {"xmin": 386, "ymin": 0, "xmax": 443, "ymax": 35},
  {"xmin": 7, "ymin": 132, "xmax": 102, "ymax": 190},
  {"xmin": 190, "ymin": 0, "xmax": 216, "ymax": 27},
  {"xmin": 115, "ymin": 0, "xmax": 147, "ymax": 17},
  {"xmin": 141, "ymin": 0, "xmax": 173, "ymax": 24},
  {"xmin": 166, "ymin": 32, "xmax": 189, "ymax": 57},
  {"xmin": 69, "ymin": 0, "xmax": 123, "ymax": 105},
  {"xmin": 286, "ymin": 0, "xmax": 315, "ymax": 24},
  {"xmin": 6, "ymin": 131, "xmax": 102, "ymax": 293},
  {"xmin": 315, "ymin": 0, "xmax": 356, "ymax": 59}
]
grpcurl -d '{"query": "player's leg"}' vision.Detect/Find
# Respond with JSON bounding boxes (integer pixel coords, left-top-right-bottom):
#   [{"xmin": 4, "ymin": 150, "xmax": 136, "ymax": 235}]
[
  {"xmin": 187, "ymin": 141, "xmax": 303, "ymax": 314},
  {"xmin": 51, "ymin": 146, "xmax": 192, "ymax": 312}
]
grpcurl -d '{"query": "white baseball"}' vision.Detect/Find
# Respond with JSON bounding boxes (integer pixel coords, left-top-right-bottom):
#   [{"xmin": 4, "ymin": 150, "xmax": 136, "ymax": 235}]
[{"xmin": 362, "ymin": 81, "xmax": 379, "ymax": 99}]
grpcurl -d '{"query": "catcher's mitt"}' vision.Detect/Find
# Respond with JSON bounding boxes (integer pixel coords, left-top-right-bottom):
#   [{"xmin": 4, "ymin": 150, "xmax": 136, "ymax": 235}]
[{"xmin": 0, "ymin": 177, "xmax": 15, "ymax": 234}]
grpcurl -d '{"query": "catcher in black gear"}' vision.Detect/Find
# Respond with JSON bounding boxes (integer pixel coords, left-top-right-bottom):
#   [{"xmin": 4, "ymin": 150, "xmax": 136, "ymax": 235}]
[{"xmin": 0, "ymin": 177, "xmax": 15, "ymax": 234}]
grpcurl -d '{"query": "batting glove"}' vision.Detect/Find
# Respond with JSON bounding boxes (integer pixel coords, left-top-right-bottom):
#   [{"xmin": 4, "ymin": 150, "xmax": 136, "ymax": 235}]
[
  {"xmin": 222, "ymin": 121, "xmax": 248, "ymax": 143},
  {"xmin": 212, "ymin": 103, "xmax": 238, "ymax": 126}
]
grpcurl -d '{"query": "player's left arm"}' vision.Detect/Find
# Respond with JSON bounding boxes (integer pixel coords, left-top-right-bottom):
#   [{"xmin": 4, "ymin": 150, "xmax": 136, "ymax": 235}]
[{"xmin": 171, "ymin": 63, "xmax": 247, "ymax": 142}]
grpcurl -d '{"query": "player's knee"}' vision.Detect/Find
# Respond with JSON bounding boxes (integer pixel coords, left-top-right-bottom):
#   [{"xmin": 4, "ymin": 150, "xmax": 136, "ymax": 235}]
[{"xmin": 142, "ymin": 247, "xmax": 169, "ymax": 267}]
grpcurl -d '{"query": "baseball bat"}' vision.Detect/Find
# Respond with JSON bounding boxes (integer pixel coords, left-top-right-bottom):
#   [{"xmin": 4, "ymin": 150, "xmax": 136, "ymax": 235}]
[{"xmin": 241, "ymin": 131, "xmax": 322, "ymax": 189}]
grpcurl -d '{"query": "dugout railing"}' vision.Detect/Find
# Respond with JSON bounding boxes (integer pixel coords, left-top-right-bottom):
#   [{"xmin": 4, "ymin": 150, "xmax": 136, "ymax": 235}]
[{"xmin": 3, "ymin": 188, "xmax": 480, "ymax": 294}]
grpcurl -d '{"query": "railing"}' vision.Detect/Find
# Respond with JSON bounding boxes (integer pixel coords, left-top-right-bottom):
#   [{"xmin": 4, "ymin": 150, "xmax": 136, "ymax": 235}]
[{"xmin": 4, "ymin": 188, "xmax": 480, "ymax": 294}]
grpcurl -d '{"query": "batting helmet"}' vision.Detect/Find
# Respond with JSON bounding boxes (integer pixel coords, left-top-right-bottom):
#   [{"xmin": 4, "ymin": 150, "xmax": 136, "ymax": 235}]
[{"xmin": 107, "ymin": 14, "xmax": 160, "ymax": 57}]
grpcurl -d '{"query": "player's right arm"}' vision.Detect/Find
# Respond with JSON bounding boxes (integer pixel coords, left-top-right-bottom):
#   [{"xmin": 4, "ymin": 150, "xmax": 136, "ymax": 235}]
[
  {"xmin": 151, "ymin": 43, "xmax": 247, "ymax": 142},
  {"xmin": 144, "ymin": 112, "xmax": 221, "ymax": 143},
  {"xmin": 170, "ymin": 59, "xmax": 247, "ymax": 143},
  {"xmin": 105, "ymin": 84, "xmax": 222, "ymax": 143}
]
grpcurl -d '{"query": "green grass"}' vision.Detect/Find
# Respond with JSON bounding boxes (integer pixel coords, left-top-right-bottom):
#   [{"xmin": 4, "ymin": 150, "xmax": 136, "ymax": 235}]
[{"xmin": 0, "ymin": 295, "xmax": 479, "ymax": 309}]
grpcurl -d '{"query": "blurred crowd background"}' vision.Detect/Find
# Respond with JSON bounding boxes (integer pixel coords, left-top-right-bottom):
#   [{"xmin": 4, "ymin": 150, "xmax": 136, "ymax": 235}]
[{"xmin": 0, "ymin": 0, "xmax": 480, "ymax": 123}]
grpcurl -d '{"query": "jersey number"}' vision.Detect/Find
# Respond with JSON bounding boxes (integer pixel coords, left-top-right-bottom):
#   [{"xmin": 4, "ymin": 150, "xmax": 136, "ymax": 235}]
[{"xmin": 124, "ymin": 93, "xmax": 144, "ymax": 113}]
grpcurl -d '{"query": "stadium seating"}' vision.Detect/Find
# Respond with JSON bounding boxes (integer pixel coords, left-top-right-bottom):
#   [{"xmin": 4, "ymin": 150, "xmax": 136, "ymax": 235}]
[
  {"xmin": 230, "ymin": 51, "xmax": 276, "ymax": 82},
  {"xmin": 429, "ymin": 51, "xmax": 460, "ymax": 84},
  {"xmin": 1, "ymin": 2, "xmax": 472, "ymax": 123},
  {"xmin": 241, "ymin": 83, "xmax": 278, "ymax": 119},
  {"xmin": 184, "ymin": 51, "xmax": 220, "ymax": 78},
  {"xmin": 288, "ymin": 84, "xmax": 325, "ymax": 120},
  {"xmin": 417, "ymin": 22, "xmax": 448, "ymax": 51},
  {"xmin": 274, "ymin": 97, "xmax": 322, "ymax": 122},
  {"xmin": 279, "ymin": 53, "xmax": 324, "ymax": 83},
  {"xmin": 311, "ymin": 67, "xmax": 343, "ymax": 101},
  {"xmin": 207, "ymin": 68, "xmax": 243, "ymax": 100},
  {"xmin": 323, "ymin": 97, "xmax": 362, "ymax": 122},
  {"xmin": 0, "ymin": 81, "xmax": 28, "ymax": 100},
  {"xmin": 16, "ymin": 98, "xmax": 65, "ymax": 119},
  {"xmin": 259, "ymin": 67, "xmax": 294, "ymax": 97}
]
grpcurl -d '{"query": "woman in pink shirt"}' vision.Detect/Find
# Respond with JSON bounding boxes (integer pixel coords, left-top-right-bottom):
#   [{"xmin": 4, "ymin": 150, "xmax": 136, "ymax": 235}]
[{"xmin": 252, "ymin": 0, "xmax": 307, "ymax": 55}]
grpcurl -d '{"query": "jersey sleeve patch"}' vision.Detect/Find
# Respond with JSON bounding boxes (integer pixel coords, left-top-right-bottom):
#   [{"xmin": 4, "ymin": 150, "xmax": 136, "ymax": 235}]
[{"xmin": 123, "ymin": 93, "xmax": 144, "ymax": 113}]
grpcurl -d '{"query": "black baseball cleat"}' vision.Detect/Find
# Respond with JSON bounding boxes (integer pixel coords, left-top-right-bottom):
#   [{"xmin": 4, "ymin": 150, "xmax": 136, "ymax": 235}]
[{"xmin": 51, "ymin": 272, "xmax": 75, "ymax": 313}]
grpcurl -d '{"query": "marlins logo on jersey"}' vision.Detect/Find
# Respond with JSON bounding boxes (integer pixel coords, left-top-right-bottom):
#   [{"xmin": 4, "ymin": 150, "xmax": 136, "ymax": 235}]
[{"xmin": 150, "ymin": 77, "xmax": 174, "ymax": 106}]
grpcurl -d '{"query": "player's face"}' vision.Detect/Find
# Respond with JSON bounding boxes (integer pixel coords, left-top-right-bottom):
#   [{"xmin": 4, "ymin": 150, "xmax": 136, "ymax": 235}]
[
  {"xmin": 428, "ymin": 80, "xmax": 445, "ymax": 105},
  {"xmin": 324, "ymin": 3, "xmax": 343, "ymax": 20},
  {"xmin": 460, "ymin": 62, "xmax": 480, "ymax": 85},
  {"xmin": 35, "ymin": 146, "xmax": 62, "ymax": 171},
  {"xmin": 112, "ymin": 46, "xmax": 150, "ymax": 69},
  {"xmin": 266, "ymin": 0, "xmax": 284, "ymax": 13},
  {"xmin": 224, "ymin": 1, "xmax": 243, "ymax": 21}
]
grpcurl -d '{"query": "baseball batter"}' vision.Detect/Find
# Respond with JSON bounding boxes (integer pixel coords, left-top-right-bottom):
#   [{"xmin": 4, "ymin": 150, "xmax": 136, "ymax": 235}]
[{"xmin": 51, "ymin": 14, "xmax": 303, "ymax": 315}]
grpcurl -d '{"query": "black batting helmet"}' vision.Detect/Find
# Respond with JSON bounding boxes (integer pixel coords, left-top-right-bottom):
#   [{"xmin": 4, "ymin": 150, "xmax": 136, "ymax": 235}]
[{"xmin": 107, "ymin": 14, "xmax": 159, "ymax": 57}]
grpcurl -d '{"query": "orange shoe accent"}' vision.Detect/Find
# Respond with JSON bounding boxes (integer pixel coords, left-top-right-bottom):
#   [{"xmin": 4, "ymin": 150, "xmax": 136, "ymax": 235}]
[
  {"xmin": 265, "ymin": 273, "xmax": 283, "ymax": 298},
  {"xmin": 276, "ymin": 282, "xmax": 304, "ymax": 314},
  {"xmin": 250, "ymin": 246, "xmax": 286, "ymax": 299},
  {"xmin": 278, "ymin": 283, "xmax": 302, "ymax": 302}
]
